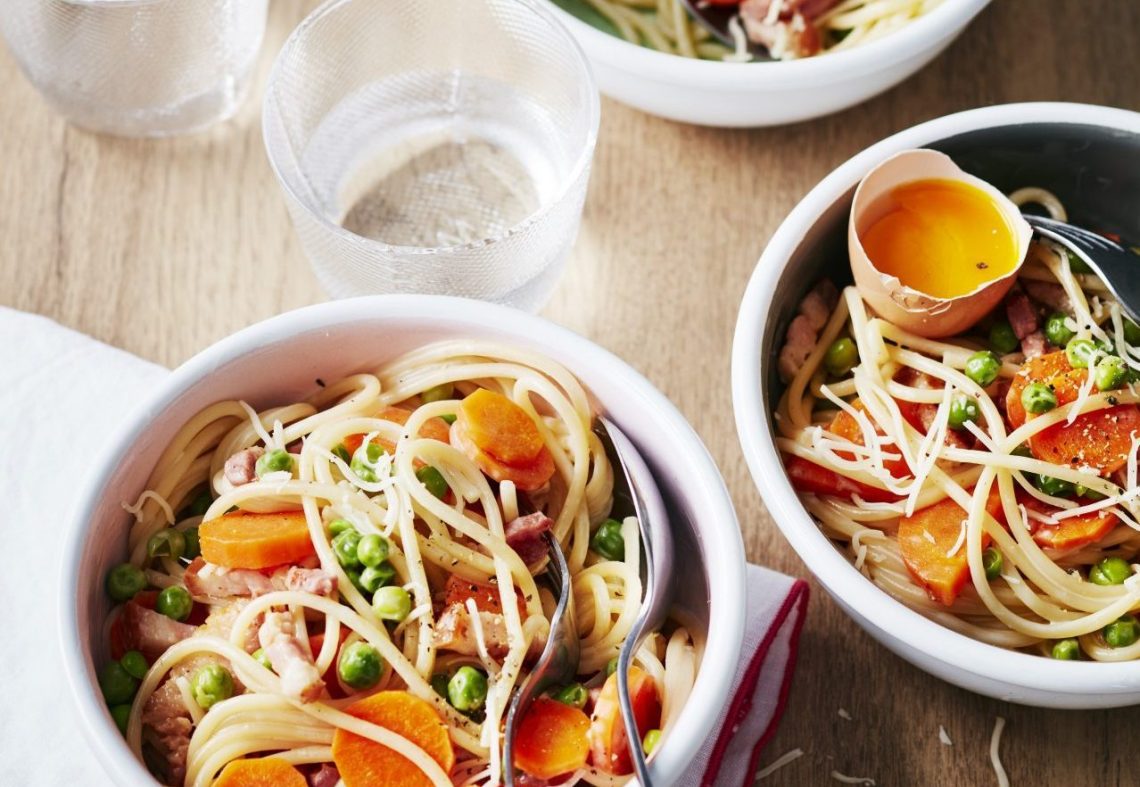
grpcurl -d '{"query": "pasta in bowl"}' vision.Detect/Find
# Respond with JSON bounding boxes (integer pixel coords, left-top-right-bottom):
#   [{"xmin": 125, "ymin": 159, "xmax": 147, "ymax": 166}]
[
  {"xmin": 733, "ymin": 102, "xmax": 1140, "ymax": 707},
  {"xmin": 62, "ymin": 297, "xmax": 745, "ymax": 786}
]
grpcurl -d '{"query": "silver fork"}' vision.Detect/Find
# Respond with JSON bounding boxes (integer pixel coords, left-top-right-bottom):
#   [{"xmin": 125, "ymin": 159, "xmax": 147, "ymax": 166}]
[
  {"xmin": 597, "ymin": 417, "xmax": 675, "ymax": 787},
  {"xmin": 1023, "ymin": 213, "xmax": 1140, "ymax": 322},
  {"xmin": 502, "ymin": 532, "xmax": 579, "ymax": 787}
]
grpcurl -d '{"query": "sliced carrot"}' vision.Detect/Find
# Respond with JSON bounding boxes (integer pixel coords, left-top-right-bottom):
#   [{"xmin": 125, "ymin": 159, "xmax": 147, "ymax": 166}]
[
  {"xmin": 1029, "ymin": 406, "xmax": 1140, "ymax": 476},
  {"xmin": 1006, "ymin": 351, "xmax": 1082, "ymax": 429},
  {"xmin": 514, "ymin": 697, "xmax": 591, "ymax": 779},
  {"xmin": 457, "ymin": 390, "xmax": 545, "ymax": 464},
  {"xmin": 453, "ymin": 391, "xmax": 555, "ymax": 491},
  {"xmin": 213, "ymin": 758, "xmax": 307, "ymax": 787},
  {"xmin": 1019, "ymin": 492, "xmax": 1119, "ymax": 552},
  {"xmin": 784, "ymin": 454, "xmax": 900, "ymax": 504},
  {"xmin": 343, "ymin": 407, "xmax": 451, "ymax": 457},
  {"xmin": 898, "ymin": 487, "xmax": 1002, "ymax": 607},
  {"xmin": 1006, "ymin": 351, "xmax": 1140, "ymax": 474},
  {"xmin": 442, "ymin": 574, "xmax": 525, "ymax": 618},
  {"xmin": 199, "ymin": 511, "xmax": 315, "ymax": 570},
  {"xmin": 588, "ymin": 667, "xmax": 661, "ymax": 775},
  {"xmin": 827, "ymin": 400, "xmax": 910, "ymax": 479},
  {"xmin": 331, "ymin": 692, "xmax": 455, "ymax": 787}
]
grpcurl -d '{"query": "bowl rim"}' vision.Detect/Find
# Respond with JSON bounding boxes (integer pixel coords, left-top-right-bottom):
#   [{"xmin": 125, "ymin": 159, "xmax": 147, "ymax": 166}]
[
  {"xmin": 60, "ymin": 294, "xmax": 746, "ymax": 785},
  {"xmin": 732, "ymin": 102, "xmax": 1140, "ymax": 700},
  {"xmin": 543, "ymin": 0, "xmax": 991, "ymax": 87},
  {"xmin": 261, "ymin": 0, "xmax": 601, "ymax": 257}
]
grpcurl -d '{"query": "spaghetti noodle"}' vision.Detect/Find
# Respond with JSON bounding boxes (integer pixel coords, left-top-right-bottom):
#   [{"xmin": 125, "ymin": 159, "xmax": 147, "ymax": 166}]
[{"xmin": 101, "ymin": 340, "xmax": 697, "ymax": 786}]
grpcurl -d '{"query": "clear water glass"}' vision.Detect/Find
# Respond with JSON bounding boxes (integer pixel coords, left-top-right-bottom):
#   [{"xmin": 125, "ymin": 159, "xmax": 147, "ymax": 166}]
[
  {"xmin": 262, "ymin": 0, "xmax": 600, "ymax": 311},
  {"xmin": 1, "ymin": 0, "xmax": 267, "ymax": 137}
]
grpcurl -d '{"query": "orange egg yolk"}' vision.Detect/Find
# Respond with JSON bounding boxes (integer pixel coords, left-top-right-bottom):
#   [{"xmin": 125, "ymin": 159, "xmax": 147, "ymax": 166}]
[{"xmin": 860, "ymin": 178, "xmax": 1018, "ymax": 299}]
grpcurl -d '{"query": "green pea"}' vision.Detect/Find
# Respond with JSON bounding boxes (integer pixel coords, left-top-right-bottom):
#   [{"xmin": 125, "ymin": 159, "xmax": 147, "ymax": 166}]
[
  {"xmin": 552, "ymin": 683, "xmax": 588, "ymax": 709},
  {"xmin": 439, "ymin": 413, "xmax": 457, "ymax": 425},
  {"xmin": 109, "ymin": 703, "xmax": 132, "ymax": 735},
  {"xmin": 642, "ymin": 729, "xmax": 662, "ymax": 755},
  {"xmin": 255, "ymin": 448, "xmax": 294, "ymax": 477},
  {"xmin": 99, "ymin": 662, "xmax": 139, "ymax": 705},
  {"xmin": 105, "ymin": 563, "xmax": 146, "ymax": 602},
  {"xmin": 1074, "ymin": 485, "xmax": 1107, "ymax": 502},
  {"xmin": 373, "ymin": 585, "xmax": 412, "ymax": 622},
  {"xmin": 181, "ymin": 488, "xmax": 213, "ymax": 518},
  {"xmin": 964, "ymin": 350, "xmax": 1001, "ymax": 387},
  {"xmin": 590, "ymin": 519, "xmax": 625, "ymax": 561},
  {"xmin": 1044, "ymin": 312, "xmax": 1075, "ymax": 347},
  {"xmin": 1124, "ymin": 320, "xmax": 1140, "ymax": 346},
  {"xmin": 1035, "ymin": 474, "xmax": 1075, "ymax": 498},
  {"xmin": 332, "ymin": 443, "xmax": 352, "ymax": 464},
  {"xmin": 328, "ymin": 518, "xmax": 355, "ymax": 536},
  {"xmin": 982, "ymin": 548, "xmax": 1003, "ymax": 581},
  {"xmin": 447, "ymin": 666, "xmax": 488, "ymax": 712},
  {"xmin": 147, "ymin": 529, "xmax": 187, "ymax": 560},
  {"xmin": 1104, "ymin": 615, "xmax": 1140, "ymax": 648},
  {"xmin": 359, "ymin": 563, "xmax": 396, "ymax": 593},
  {"xmin": 332, "ymin": 530, "xmax": 362, "ymax": 569},
  {"xmin": 1065, "ymin": 338, "xmax": 1097, "ymax": 369},
  {"xmin": 120, "ymin": 651, "xmax": 148, "ymax": 680},
  {"xmin": 947, "ymin": 393, "xmax": 980, "ymax": 430},
  {"xmin": 1065, "ymin": 249, "xmax": 1093, "ymax": 274},
  {"xmin": 1094, "ymin": 356, "xmax": 1128, "ymax": 391},
  {"xmin": 988, "ymin": 321, "xmax": 1019, "ymax": 354},
  {"xmin": 338, "ymin": 642, "xmax": 383, "ymax": 690},
  {"xmin": 350, "ymin": 450, "xmax": 381, "ymax": 483},
  {"xmin": 155, "ymin": 586, "xmax": 193, "ymax": 622},
  {"xmin": 253, "ymin": 648, "xmax": 273, "ymax": 671},
  {"xmin": 1089, "ymin": 556, "xmax": 1132, "ymax": 586},
  {"xmin": 190, "ymin": 664, "xmax": 234, "ymax": 709},
  {"xmin": 1051, "ymin": 638, "xmax": 1080, "ymax": 660},
  {"xmin": 356, "ymin": 534, "xmax": 390, "ymax": 568},
  {"xmin": 823, "ymin": 338, "xmax": 859, "ymax": 378},
  {"xmin": 182, "ymin": 527, "xmax": 201, "ymax": 560},
  {"xmin": 345, "ymin": 567, "xmax": 365, "ymax": 595},
  {"xmin": 431, "ymin": 673, "xmax": 450, "ymax": 697},
  {"xmin": 421, "ymin": 382, "xmax": 454, "ymax": 403},
  {"xmin": 605, "ymin": 657, "xmax": 619, "ymax": 677},
  {"xmin": 415, "ymin": 465, "xmax": 449, "ymax": 500},
  {"xmin": 1021, "ymin": 382, "xmax": 1057, "ymax": 414}
]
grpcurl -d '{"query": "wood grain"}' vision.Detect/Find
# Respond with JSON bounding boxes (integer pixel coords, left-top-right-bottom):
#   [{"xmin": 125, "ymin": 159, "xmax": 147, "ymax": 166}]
[{"xmin": 3, "ymin": 1, "xmax": 1140, "ymax": 784}]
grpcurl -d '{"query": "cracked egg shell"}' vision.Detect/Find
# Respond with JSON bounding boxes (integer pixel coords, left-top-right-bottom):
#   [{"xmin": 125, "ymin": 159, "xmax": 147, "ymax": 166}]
[{"xmin": 849, "ymin": 149, "xmax": 1032, "ymax": 338}]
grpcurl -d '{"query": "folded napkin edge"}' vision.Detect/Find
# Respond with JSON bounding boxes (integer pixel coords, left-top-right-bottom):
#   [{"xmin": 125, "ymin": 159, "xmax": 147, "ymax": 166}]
[{"xmin": 701, "ymin": 578, "xmax": 810, "ymax": 787}]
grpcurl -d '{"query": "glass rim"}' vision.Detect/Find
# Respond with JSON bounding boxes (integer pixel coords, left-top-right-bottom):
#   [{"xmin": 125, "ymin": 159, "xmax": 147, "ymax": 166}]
[{"xmin": 261, "ymin": 0, "xmax": 601, "ymax": 257}]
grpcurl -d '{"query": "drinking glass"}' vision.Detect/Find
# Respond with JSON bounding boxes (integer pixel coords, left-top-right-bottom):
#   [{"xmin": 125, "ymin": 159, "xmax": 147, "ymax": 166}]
[
  {"xmin": 262, "ymin": 0, "xmax": 600, "ymax": 311},
  {"xmin": 1, "ymin": 0, "xmax": 267, "ymax": 136}
]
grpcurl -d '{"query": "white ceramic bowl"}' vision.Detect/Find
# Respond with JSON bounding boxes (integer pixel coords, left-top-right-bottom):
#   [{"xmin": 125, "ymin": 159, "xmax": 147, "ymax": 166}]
[
  {"xmin": 733, "ymin": 103, "xmax": 1140, "ymax": 708},
  {"xmin": 60, "ymin": 296, "xmax": 746, "ymax": 785},
  {"xmin": 545, "ymin": 0, "xmax": 990, "ymax": 127}
]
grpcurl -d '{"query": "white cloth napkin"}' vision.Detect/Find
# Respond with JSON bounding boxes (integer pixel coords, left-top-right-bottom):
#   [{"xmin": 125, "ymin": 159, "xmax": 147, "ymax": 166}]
[{"xmin": 0, "ymin": 307, "xmax": 808, "ymax": 786}]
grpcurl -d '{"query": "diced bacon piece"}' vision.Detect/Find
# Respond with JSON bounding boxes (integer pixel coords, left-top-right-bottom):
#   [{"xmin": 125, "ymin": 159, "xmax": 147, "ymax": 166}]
[
  {"xmin": 121, "ymin": 600, "xmax": 197, "ymax": 662},
  {"xmin": 184, "ymin": 557, "xmax": 274, "ymax": 599},
  {"xmin": 433, "ymin": 603, "xmax": 511, "ymax": 660},
  {"xmin": 777, "ymin": 280, "xmax": 840, "ymax": 381},
  {"xmin": 1024, "ymin": 280, "xmax": 1073, "ymax": 315},
  {"xmin": 740, "ymin": 0, "xmax": 837, "ymax": 58},
  {"xmin": 141, "ymin": 678, "xmax": 192, "ymax": 786},
  {"xmin": 778, "ymin": 315, "xmax": 818, "ymax": 382},
  {"xmin": 183, "ymin": 557, "xmax": 337, "ymax": 601},
  {"xmin": 1021, "ymin": 330, "xmax": 1048, "ymax": 359},
  {"xmin": 198, "ymin": 600, "xmax": 260, "ymax": 653},
  {"xmin": 258, "ymin": 612, "xmax": 325, "ymax": 702},
  {"xmin": 505, "ymin": 512, "xmax": 553, "ymax": 564},
  {"xmin": 1005, "ymin": 287, "xmax": 1039, "ymax": 340},
  {"xmin": 223, "ymin": 447, "xmax": 264, "ymax": 487},
  {"xmin": 307, "ymin": 764, "xmax": 341, "ymax": 787},
  {"xmin": 894, "ymin": 368, "xmax": 972, "ymax": 450}
]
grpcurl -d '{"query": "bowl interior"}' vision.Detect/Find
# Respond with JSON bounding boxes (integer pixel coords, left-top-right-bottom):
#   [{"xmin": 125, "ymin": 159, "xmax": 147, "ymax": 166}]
[
  {"xmin": 68, "ymin": 299, "xmax": 743, "ymax": 784},
  {"xmin": 762, "ymin": 122, "xmax": 1140, "ymax": 414}
]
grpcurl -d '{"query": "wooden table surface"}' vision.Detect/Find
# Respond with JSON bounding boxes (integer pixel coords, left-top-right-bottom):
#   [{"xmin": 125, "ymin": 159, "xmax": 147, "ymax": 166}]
[{"xmin": 4, "ymin": 1, "xmax": 1139, "ymax": 784}]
